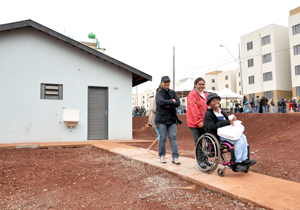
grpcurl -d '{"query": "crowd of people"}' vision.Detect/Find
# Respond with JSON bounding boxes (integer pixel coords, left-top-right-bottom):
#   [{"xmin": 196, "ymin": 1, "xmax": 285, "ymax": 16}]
[
  {"xmin": 132, "ymin": 106, "xmax": 147, "ymax": 117},
  {"xmin": 146, "ymin": 75, "xmax": 256, "ymax": 172},
  {"xmin": 228, "ymin": 96, "xmax": 300, "ymax": 113}
]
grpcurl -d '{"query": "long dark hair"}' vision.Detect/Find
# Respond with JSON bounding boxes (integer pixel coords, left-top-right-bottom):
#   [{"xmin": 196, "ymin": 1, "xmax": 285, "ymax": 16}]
[
  {"xmin": 194, "ymin": 77, "xmax": 205, "ymax": 89},
  {"xmin": 156, "ymin": 85, "xmax": 162, "ymax": 92}
]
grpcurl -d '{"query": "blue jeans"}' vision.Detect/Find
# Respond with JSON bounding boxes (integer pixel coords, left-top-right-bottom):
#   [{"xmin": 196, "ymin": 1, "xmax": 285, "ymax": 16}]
[
  {"xmin": 293, "ymin": 107, "xmax": 297, "ymax": 112},
  {"xmin": 157, "ymin": 123, "xmax": 179, "ymax": 158},
  {"xmin": 235, "ymin": 107, "xmax": 239, "ymax": 113},
  {"xmin": 262, "ymin": 106, "xmax": 267, "ymax": 113},
  {"xmin": 278, "ymin": 106, "xmax": 283, "ymax": 113},
  {"xmin": 271, "ymin": 106, "xmax": 276, "ymax": 113},
  {"xmin": 220, "ymin": 134, "xmax": 248, "ymax": 163},
  {"xmin": 255, "ymin": 106, "xmax": 259, "ymax": 113},
  {"xmin": 155, "ymin": 128, "xmax": 160, "ymax": 141},
  {"xmin": 283, "ymin": 107, "xmax": 287, "ymax": 113},
  {"xmin": 243, "ymin": 105, "xmax": 248, "ymax": 113}
]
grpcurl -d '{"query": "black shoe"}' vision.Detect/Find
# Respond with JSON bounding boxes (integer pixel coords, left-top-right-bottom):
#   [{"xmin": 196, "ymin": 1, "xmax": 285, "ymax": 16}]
[
  {"xmin": 235, "ymin": 163, "xmax": 248, "ymax": 172},
  {"xmin": 242, "ymin": 159, "xmax": 257, "ymax": 167}
]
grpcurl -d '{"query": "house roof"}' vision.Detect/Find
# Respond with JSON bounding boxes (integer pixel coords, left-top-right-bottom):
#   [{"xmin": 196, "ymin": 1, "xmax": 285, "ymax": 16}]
[{"xmin": 0, "ymin": 19, "xmax": 152, "ymax": 87}]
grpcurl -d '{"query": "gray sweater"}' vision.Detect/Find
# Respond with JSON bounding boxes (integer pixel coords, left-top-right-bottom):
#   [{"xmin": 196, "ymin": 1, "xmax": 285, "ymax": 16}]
[{"xmin": 254, "ymin": 98, "xmax": 260, "ymax": 106}]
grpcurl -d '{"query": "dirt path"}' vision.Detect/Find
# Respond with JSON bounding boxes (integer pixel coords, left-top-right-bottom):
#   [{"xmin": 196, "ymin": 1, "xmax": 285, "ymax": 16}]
[
  {"xmin": 131, "ymin": 113, "xmax": 300, "ymax": 183},
  {"xmin": 0, "ymin": 147, "xmax": 264, "ymax": 210}
]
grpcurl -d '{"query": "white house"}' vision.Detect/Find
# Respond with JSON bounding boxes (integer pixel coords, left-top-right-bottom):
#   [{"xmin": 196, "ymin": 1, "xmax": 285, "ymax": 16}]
[{"xmin": 0, "ymin": 20, "xmax": 151, "ymax": 144}]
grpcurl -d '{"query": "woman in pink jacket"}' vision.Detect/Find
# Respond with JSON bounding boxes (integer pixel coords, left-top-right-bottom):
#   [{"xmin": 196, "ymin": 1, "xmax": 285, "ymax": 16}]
[{"xmin": 186, "ymin": 77, "xmax": 209, "ymax": 146}]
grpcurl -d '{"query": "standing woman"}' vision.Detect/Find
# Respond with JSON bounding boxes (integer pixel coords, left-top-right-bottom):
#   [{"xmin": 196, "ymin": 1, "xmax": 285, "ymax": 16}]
[
  {"xmin": 147, "ymin": 85, "xmax": 162, "ymax": 156},
  {"xmin": 155, "ymin": 76, "xmax": 182, "ymax": 165},
  {"xmin": 186, "ymin": 77, "xmax": 209, "ymax": 146}
]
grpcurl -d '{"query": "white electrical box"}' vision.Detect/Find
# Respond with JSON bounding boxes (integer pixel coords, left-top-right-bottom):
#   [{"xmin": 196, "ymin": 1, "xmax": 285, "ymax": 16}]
[{"xmin": 63, "ymin": 110, "xmax": 79, "ymax": 127}]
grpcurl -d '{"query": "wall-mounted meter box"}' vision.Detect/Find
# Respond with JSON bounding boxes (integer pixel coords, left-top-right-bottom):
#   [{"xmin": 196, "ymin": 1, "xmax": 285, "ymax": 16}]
[{"xmin": 63, "ymin": 110, "xmax": 79, "ymax": 128}]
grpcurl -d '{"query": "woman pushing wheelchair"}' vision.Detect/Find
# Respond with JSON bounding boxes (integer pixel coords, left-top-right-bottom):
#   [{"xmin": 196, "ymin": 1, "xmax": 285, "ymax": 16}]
[{"xmin": 204, "ymin": 93, "xmax": 257, "ymax": 172}]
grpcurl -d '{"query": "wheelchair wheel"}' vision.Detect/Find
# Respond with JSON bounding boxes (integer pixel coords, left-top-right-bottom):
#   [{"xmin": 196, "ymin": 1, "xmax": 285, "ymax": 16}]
[
  {"xmin": 218, "ymin": 168, "xmax": 225, "ymax": 177},
  {"xmin": 195, "ymin": 133, "xmax": 220, "ymax": 174},
  {"xmin": 220, "ymin": 143, "xmax": 234, "ymax": 170}
]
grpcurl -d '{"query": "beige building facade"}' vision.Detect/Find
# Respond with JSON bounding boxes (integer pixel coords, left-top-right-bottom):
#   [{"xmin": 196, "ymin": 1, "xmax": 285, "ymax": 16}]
[
  {"xmin": 241, "ymin": 24, "xmax": 292, "ymax": 104},
  {"xmin": 217, "ymin": 70, "xmax": 237, "ymax": 92},
  {"xmin": 289, "ymin": 7, "xmax": 300, "ymax": 101}
]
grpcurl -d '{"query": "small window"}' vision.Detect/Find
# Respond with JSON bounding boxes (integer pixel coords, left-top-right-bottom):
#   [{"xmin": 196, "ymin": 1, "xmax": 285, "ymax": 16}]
[
  {"xmin": 261, "ymin": 35, "xmax": 271, "ymax": 46},
  {"xmin": 133, "ymin": 98, "xmax": 134, "ymax": 100},
  {"xmin": 262, "ymin": 53, "xmax": 272, "ymax": 64},
  {"xmin": 182, "ymin": 99, "xmax": 185, "ymax": 102},
  {"xmin": 225, "ymin": 76, "xmax": 228, "ymax": 80},
  {"xmin": 249, "ymin": 76, "xmax": 254, "ymax": 84},
  {"xmin": 212, "ymin": 79, "xmax": 215, "ymax": 83},
  {"xmin": 248, "ymin": 58, "xmax": 254, "ymax": 67},
  {"xmin": 249, "ymin": 93, "xmax": 255, "ymax": 100},
  {"xmin": 264, "ymin": 91, "xmax": 273, "ymax": 100},
  {"xmin": 263, "ymin": 72, "xmax": 273, "ymax": 81},
  {"xmin": 239, "ymin": 82, "xmax": 241, "ymax": 86},
  {"xmin": 143, "ymin": 101, "xmax": 144, "ymax": 104},
  {"xmin": 212, "ymin": 87, "xmax": 215, "ymax": 90},
  {"xmin": 143, "ymin": 96, "xmax": 144, "ymax": 98},
  {"xmin": 292, "ymin": 24, "xmax": 300, "ymax": 35},
  {"xmin": 225, "ymin": 84, "xmax": 228, "ymax": 88},
  {"xmin": 247, "ymin": 41, "xmax": 253, "ymax": 51},
  {"xmin": 239, "ymin": 91, "xmax": 241, "ymax": 95},
  {"xmin": 297, "ymin": 86, "xmax": 300, "ymax": 97},
  {"xmin": 147, "ymin": 94, "xmax": 148, "ymax": 96},
  {"xmin": 294, "ymin": 44, "xmax": 300, "ymax": 55},
  {"xmin": 152, "ymin": 92, "xmax": 154, "ymax": 95},
  {"xmin": 238, "ymin": 72, "xmax": 240, "ymax": 77},
  {"xmin": 295, "ymin": 65, "xmax": 300, "ymax": 76},
  {"xmin": 41, "ymin": 84, "xmax": 63, "ymax": 100}
]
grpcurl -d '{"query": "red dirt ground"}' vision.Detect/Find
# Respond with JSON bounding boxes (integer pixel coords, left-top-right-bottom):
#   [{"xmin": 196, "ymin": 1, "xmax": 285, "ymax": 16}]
[
  {"xmin": 131, "ymin": 113, "xmax": 300, "ymax": 183},
  {"xmin": 0, "ymin": 147, "xmax": 264, "ymax": 210}
]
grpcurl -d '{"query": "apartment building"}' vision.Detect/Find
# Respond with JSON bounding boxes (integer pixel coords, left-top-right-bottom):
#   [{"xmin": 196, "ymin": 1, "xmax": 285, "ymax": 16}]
[
  {"xmin": 217, "ymin": 70, "xmax": 237, "ymax": 93},
  {"xmin": 289, "ymin": 6, "xmax": 300, "ymax": 100},
  {"xmin": 202, "ymin": 70, "xmax": 222, "ymax": 91},
  {"xmin": 235, "ymin": 68, "xmax": 242, "ymax": 95},
  {"xmin": 241, "ymin": 24, "xmax": 292, "ymax": 102}
]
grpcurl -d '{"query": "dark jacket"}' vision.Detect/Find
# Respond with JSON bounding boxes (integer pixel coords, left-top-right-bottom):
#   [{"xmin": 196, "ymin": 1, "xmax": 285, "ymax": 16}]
[
  {"xmin": 260, "ymin": 97, "xmax": 268, "ymax": 106},
  {"xmin": 155, "ymin": 88, "xmax": 181, "ymax": 125},
  {"xmin": 204, "ymin": 108, "xmax": 230, "ymax": 138},
  {"xmin": 292, "ymin": 99, "xmax": 297, "ymax": 108},
  {"xmin": 249, "ymin": 100, "xmax": 255, "ymax": 108}
]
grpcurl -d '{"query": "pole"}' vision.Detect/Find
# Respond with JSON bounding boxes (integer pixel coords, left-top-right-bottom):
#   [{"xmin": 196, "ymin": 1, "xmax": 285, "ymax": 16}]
[
  {"xmin": 173, "ymin": 46, "xmax": 175, "ymax": 91},
  {"xmin": 238, "ymin": 44, "xmax": 243, "ymax": 95}
]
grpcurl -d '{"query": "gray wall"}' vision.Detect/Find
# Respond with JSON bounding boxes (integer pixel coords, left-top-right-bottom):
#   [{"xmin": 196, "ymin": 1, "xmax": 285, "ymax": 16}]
[{"xmin": 0, "ymin": 27, "xmax": 132, "ymax": 143}]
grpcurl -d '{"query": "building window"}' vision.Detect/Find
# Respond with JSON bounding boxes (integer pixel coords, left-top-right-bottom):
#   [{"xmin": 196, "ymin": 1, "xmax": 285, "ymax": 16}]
[
  {"xmin": 239, "ymin": 91, "xmax": 241, "ymax": 95},
  {"xmin": 262, "ymin": 53, "xmax": 272, "ymax": 64},
  {"xmin": 263, "ymin": 72, "xmax": 273, "ymax": 81},
  {"xmin": 292, "ymin": 24, "xmax": 300, "ymax": 35},
  {"xmin": 249, "ymin": 93, "xmax": 255, "ymax": 100},
  {"xmin": 261, "ymin": 35, "xmax": 271, "ymax": 46},
  {"xmin": 239, "ymin": 72, "xmax": 240, "ymax": 77},
  {"xmin": 248, "ymin": 58, "xmax": 254, "ymax": 67},
  {"xmin": 182, "ymin": 99, "xmax": 185, "ymax": 102},
  {"xmin": 295, "ymin": 65, "xmax": 300, "ymax": 76},
  {"xmin": 152, "ymin": 92, "xmax": 154, "ymax": 95},
  {"xmin": 239, "ymin": 82, "xmax": 241, "ymax": 86},
  {"xmin": 147, "ymin": 94, "xmax": 148, "ymax": 96},
  {"xmin": 40, "ymin": 84, "xmax": 63, "ymax": 100},
  {"xmin": 264, "ymin": 91, "xmax": 273, "ymax": 100},
  {"xmin": 212, "ymin": 79, "xmax": 215, "ymax": 83},
  {"xmin": 248, "ymin": 76, "xmax": 254, "ymax": 84},
  {"xmin": 225, "ymin": 76, "xmax": 228, "ymax": 80},
  {"xmin": 133, "ymin": 98, "xmax": 134, "ymax": 100},
  {"xmin": 297, "ymin": 86, "xmax": 300, "ymax": 97},
  {"xmin": 212, "ymin": 87, "xmax": 215, "ymax": 90},
  {"xmin": 225, "ymin": 84, "xmax": 228, "ymax": 88},
  {"xmin": 247, "ymin": 41, "xmax": 253, "ymax": 51},
  {"xmin": 143, "ymin": 96, "xmax": 144, "ymax": 98},
  {"xmin": 294, "ymin": 44, "xmax": 300, "ymax": 55},
  {"xmin": 133, "ymin": 103, "xmax": 134, "ymax": 105}
]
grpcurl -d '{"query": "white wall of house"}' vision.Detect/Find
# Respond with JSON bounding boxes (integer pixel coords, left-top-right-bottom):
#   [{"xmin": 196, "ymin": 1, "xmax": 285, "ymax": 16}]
[
  {"xmin": 202, "ymin": 74, "xmax": 218, "ymax": 91},
  {"xmin": 235, "ymin": 68, "xmax": 242, "ymax": 95},
  {"xmin": 0, "ymin": 27, "xmax": 133, "ymax": 143},
  {"xmin": 217, "ymin": 70, "xmax": 237, "ymax": 92}
]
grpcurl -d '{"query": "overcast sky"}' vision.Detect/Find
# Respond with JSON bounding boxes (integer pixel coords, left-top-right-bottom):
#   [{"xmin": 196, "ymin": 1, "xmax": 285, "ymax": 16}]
[{"xmin": 1, "ymin": 1, "xmax": 299, "ymax": 94}]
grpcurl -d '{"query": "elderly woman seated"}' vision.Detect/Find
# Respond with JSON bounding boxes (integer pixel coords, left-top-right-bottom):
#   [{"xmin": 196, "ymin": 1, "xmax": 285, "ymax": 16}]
[{"xmin": 204, "ymin": 93, "xmax": 257, "ymax": 172}]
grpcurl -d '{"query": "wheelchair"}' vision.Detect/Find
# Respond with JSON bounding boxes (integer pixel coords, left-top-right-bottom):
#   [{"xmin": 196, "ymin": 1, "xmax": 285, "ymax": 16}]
[{"xmin": 195, "ymin": 133, "xmax": 250, "ymax": 177}]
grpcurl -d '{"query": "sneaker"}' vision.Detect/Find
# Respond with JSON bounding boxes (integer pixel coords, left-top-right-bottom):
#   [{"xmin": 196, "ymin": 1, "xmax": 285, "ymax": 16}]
[
  {"xmin": 172, "ymin": 158, "xmax": 180, "ymax": 165},
  {"xmin": 242, "ymin": 159, "xmax": 257, "ymax": 167},
  {"xmin": 160, "ymin": 156, "xmax": 166, "ymax": 163},
  {"xmin": 199, "ymin": 162, "xmax": 206, "ymax": 169},
  {"xmin": 235, "ymin": 163, "xmax": 248, "ymax": 172}
]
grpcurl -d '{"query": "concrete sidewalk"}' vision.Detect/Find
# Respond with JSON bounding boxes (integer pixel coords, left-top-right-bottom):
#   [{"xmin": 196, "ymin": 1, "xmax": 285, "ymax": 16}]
[{"xmin": 1, "ymin": 140, "xmax": 299, "ymax": 210}]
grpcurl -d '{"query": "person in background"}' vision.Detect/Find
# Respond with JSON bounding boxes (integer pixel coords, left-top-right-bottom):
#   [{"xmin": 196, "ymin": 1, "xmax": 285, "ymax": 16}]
[
  {"xmin": 254, "ymin": 96, "xmax": 260, "ymax": 113},
  {"xmin": 298, "ymin": 99, "xmax": 300, "ymax": 112},
  {"xmin": 270, "ymin": 99, "xmax": 276, "ymax": 113},
  {"xmin": 155, "ymin": 76, "xmax": 182, "ymax": 165},
  {"xmin": 234, "ymin": 100, "xmax": 239, "ymax": 113},
  {"xmin": 243, "ymin": 96, "xmax": 248, "ymax": 113},
  {"xmin": 260, "ymin": 96, "xmax": 268, "ymax": 113},
  {"xmin": 229, "ymin": 100, "xmax": 233, "ymax": 113},
  {"xmin": 277, "ymin": 97, "xmax": 283, "ymax": 113},
  {"xmin": 289, "ymin": 100, "xmax": 293, "ymax": 112},
  {"xmin": 267, "ymin": 102, "xmax": 270, "ymax": 113},
  {"xmin": 282, "ymin": 98, "xmax": 287, "ymax": 113},
  {"xmin": 239, "ymin": 103, "xmax": 243, "ymax": 113},
  {"xmin": 292, "ymin": 97, "xmax": 297, "ymax": 112},
  {"xmin": 178, "ymin": 107, "xmax": 182, "ymax": 115},
  {"xmin": 147, "ymin": 85, "xmax": 162, "ymax": 157},
  {"xmin": 249, "ymin": 98, "xmax": 255, "ymax": 113},
  {"xmin": 132, "ymin": 107, "xmax": 136, "ymax": 117}
]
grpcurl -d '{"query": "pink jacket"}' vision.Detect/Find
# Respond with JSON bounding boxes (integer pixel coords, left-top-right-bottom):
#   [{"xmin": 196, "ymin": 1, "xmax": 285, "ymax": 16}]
[{"xmin": 186, "ymin": 89, "xmax": 208, "ymax": 128}]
